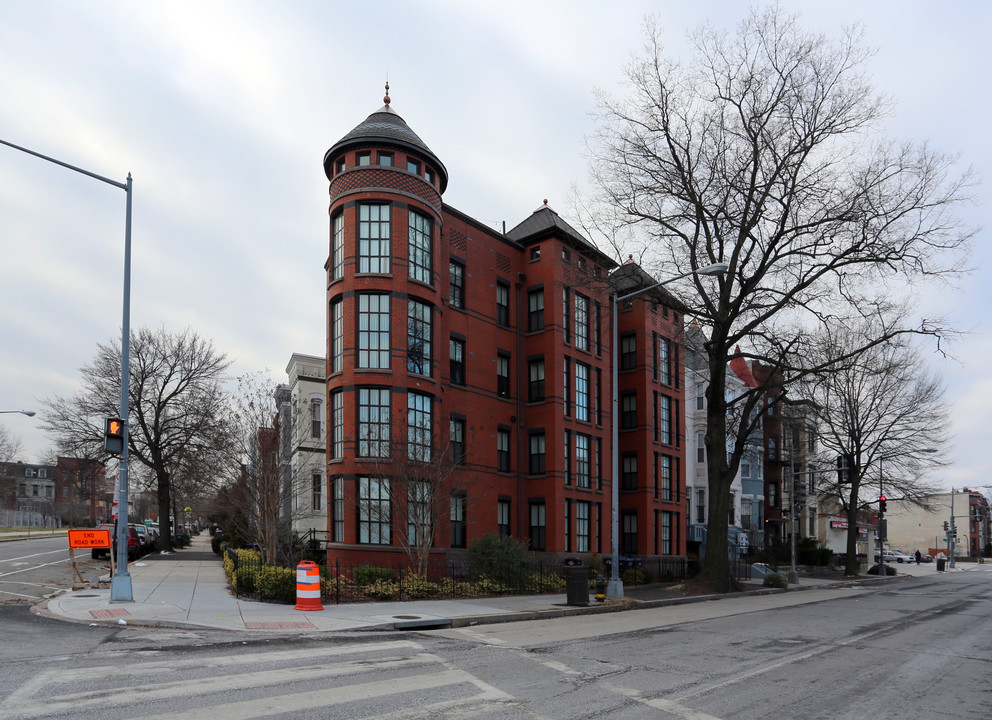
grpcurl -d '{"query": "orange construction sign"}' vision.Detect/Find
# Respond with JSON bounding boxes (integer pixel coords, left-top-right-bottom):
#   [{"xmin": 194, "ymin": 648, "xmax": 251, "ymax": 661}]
[{"xmin": 68, "ymin": 528, "xmax": 112, "ymax": 549}]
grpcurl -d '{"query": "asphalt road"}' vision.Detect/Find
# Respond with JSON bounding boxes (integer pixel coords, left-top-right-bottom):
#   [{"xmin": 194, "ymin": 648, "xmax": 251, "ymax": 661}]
[
  {"xmin": 0, "ymin": 535, "xmax": 108, "ymax": 604},
  {"xmin": 1, "ymin": 566, "xmax": 989, "ymax": 719}
]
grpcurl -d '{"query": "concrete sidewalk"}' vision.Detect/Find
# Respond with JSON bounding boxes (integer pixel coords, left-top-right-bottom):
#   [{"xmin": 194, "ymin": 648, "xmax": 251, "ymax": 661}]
[{"xmin": 34, "ymin": 533, "xmax": 950, "ymax": 634}]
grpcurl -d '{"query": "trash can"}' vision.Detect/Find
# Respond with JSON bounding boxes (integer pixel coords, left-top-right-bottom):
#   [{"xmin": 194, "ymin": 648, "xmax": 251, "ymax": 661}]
[
  {"xmin": 565, "ymin": 567, "xmax": 589, "ymax": 606},
  {"xmin": 936, "ymin": 558, "xmax": 946, "ymax": 572}
]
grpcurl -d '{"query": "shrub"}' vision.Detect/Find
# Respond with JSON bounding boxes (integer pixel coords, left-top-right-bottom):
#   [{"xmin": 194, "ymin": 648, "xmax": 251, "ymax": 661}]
[
  {"xmin": 623, "ymin": 568, "xmax": 650, "ymax": 586},
  {"xmin": 530, "ymin": 571, "xmax": 566, "ymax": 593},
  {"xmin": 585, "ymin": 553, "xmax": 607, "ymax": 579},
  {"xmin": 353, "ymin": 566, "xmax": 396, "ymax": 586},
  {"xmin": 438, "ymin": 577, "xmax": 482, "ymax": 598},
  {"xmin": 473, "ymin": 576, "xmax": 514, "ymax": 595},
  {"xmin": 867, "ymin": 563, "xmax": 898, "ymax": 576},
  {"xmin": 468, "ymin": 533, "xmax": 535, "ymax": 588},
  {"xmin": 362, "ymin": 579, "xmax": 400, "ymax": 600},
  {"xmin": 233, "ymin": 566, "xmax": 259, "ymax": 594},
  {"xmin": 763, "ymin": 572, "xmax": 788, "ymax": 588},
  {"xmin": 257, "ymin": 566, "xmax": 296, "ymax": 602},
  {"xmin": 400, "ymin": 574, "xmax": 442, "ymax": 599}
]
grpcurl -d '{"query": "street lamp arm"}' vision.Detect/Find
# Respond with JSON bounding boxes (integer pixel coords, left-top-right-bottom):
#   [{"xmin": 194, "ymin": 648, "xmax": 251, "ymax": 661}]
[
  {"xmin": 0, "ymin": 410, "xmax": 36, "ymax": 416},
  {"xmin": 1, "ymin": 137, "xmax": 135, "ymax": 602},
  {"xmin": 0, "ymin": 139, "xmax": 127, "ymax": 190},
  {"xmin": 615, "ymin": 263, "xmax": 729, "ymax": 303}
]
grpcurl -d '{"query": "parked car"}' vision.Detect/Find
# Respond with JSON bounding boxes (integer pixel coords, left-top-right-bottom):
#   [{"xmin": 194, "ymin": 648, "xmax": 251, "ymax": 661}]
[
  {"xmin": 143, "ymin": 524, "xmax": 159, "ymax": 551},
  {"xmin": 874, "ymin": 550, "xmax": 911, "ymax": 563},
  {"xmin": 90, "ymin": 523, "xmax": 142, "ymax": 562},
  {"xmin": 919, "ymin": 554, "xmax": 933, "ymax": 563},
  {"xmin": 130, "ymin": 523, "xmax": 151, "ymax": 555}
]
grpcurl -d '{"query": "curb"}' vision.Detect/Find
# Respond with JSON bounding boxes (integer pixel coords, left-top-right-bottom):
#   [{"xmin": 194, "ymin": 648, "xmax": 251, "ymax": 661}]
[{"xmin": 28, "ymin": 571, "xmax": 919, "ymax": 634}]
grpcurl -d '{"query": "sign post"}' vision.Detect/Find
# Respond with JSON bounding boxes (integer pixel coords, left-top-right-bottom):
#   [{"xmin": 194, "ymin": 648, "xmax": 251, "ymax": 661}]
[{"xmin": 68, "ymin": 529, "xmax": 112, "ymax": 585}]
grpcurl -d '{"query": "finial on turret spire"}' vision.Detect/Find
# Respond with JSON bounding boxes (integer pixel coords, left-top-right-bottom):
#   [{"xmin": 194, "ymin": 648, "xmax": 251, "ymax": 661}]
[{"xmin": 384, "ymin": 81, "xmax": 390, "ymax": 106}]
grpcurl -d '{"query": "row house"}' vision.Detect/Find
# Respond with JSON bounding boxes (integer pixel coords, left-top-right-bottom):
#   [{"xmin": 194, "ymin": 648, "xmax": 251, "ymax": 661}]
[
  {"xmin": 279, "ymin": 353, "xmax": 327, "ymax": 537},
  {"xmin": 318, "ymin": 91, "xmax": 689, "ymax": 567},
  {"xmin": 684, "ymin": 328, "xmax": 747, "ymax": 558},
  {"xmin": 682, "ymin": 337, "xmax": 821, "ymax": 558},
  {"xmin": 1, "ymin": 458, "xmax": 109, "ymax": 526}
]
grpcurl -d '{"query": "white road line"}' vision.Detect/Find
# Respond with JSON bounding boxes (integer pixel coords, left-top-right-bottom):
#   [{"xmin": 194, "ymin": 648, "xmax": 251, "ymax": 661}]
[
  {"xmin": 0, "ymin": 559, "xmax": 72, "ymax": 578},
  {"xmin": 24, "ymin": 638, "xmax": 423, "ymax": 684},
  {"xmin": 542, "ymin": 660, "xmax": 580, "ymax": 676},
  {"xmin": 5, "ymin": 640, "xmax": 424, "ymax": 706},
  {"xmin": 0, "ymin": 549, "xmax": 72, "ymax": 564},
  {"xmin": 5, "ymin": 652, "xmax": 443, "ymax": 718},
  {"xmin": 607, "ymin": 686, "xmax": 725, "ymax": 720},
  {"xmin": 0, "ymin": 585, "xmax": 54, "ymax": 599},
  {"xmin": 678, "ymin": 626, "xmax": 889, "ymax": 701},
  {"xmin": 125, "ymin": 669, "xmax": 498, "ymax": 720}
]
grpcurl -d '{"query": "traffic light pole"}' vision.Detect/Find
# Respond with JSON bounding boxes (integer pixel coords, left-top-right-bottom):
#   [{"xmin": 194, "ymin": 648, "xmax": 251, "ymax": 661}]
[
  {"xmin": 789, "ymin": 471, "xmax": 798, "ymax": 584},
  {"xmin": 0, "ymin": 139, "xmax": 134, "ymax": 601}
]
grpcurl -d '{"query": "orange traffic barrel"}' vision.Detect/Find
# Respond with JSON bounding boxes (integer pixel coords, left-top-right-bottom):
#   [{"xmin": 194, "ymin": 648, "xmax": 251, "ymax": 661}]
[{"xmin": 294, "ymin": 560, "xmax": 323, "ymax": 611}]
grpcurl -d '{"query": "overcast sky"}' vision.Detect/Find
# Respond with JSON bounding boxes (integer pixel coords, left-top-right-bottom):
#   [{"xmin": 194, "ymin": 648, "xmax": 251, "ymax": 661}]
[{"xmin": 1, "ymin": 1, "xmax": 988, "ymax": 493}]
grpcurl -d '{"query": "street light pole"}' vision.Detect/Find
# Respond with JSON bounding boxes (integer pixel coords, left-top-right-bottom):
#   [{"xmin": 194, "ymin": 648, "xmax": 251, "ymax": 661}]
[
  {"xmin": 0, "ymin": 138, "xmax": 134, "ymax": 602},
  {"xmin": 0, "ymin": 410, "xmax": 36, "ymax": 417},
  {"xmin": 949, "ymin": 487, "xmax": 956, "ymax": 569},
  {"xmin": 608, "ymin": 262, "xmax": 728, "ymax": 599}
]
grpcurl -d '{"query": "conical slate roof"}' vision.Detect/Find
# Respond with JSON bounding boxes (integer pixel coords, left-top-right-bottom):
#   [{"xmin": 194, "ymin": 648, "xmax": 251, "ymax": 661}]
[{"xmin": 323, "ymin": 102, "xmax": 448, "ymax": 191}]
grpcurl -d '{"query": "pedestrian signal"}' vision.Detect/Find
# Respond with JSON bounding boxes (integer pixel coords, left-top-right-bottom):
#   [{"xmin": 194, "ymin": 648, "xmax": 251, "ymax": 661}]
[{"xmin": 105, "ymin": 417, "xmax": 125, "ymax": 455}]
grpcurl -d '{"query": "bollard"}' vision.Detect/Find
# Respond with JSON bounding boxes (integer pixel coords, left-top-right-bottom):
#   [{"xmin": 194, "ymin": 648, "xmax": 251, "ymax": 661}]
[{"xmin": 294, "ymin": 560, "xmax": 323, "ymax": 611}]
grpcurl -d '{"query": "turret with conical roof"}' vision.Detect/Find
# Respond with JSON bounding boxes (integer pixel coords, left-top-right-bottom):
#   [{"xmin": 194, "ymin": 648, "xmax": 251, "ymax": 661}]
[{"xmin": 323, "ymin": 83, "xmax": 448, "ymax": 192}]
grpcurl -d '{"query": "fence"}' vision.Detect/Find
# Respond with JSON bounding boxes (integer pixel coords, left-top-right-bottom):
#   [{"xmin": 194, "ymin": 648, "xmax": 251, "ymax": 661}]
[
  {"xmin": 0, "ymin": 508, "xmax": 62, "ymax": 528},
  {"xmin": 224, "ymin": 548, "xmax": 692, "ymax": 604}
]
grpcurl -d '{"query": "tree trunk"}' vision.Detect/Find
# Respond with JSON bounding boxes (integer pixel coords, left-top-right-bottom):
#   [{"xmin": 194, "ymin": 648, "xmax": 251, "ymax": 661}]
[
  {"xmin": 844, "ymin": 475, "xmax": 861, "ymax": 576},
  {"xmin": 701, "ymin": 349, "xmax": 732, "ymax": 591},
  {"xmin": 158, "ymin": 470, "xmax": 172, "ymax": 552}
]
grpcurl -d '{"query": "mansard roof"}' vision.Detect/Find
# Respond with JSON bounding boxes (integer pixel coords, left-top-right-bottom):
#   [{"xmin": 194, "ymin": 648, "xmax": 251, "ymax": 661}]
[{"xmin": 506, "ymin": 202, "xmax": 616, "ymax": 269}]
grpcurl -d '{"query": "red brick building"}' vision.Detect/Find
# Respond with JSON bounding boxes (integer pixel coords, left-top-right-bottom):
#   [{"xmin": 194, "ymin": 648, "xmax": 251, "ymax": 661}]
[{"xmin": 321, "ymin": 92, "xmax": 687, "ymax": 567}]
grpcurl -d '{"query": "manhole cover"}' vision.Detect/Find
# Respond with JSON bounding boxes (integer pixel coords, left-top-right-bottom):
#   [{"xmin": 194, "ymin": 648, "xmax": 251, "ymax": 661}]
[{"xmin": 392, "ymin": 615, "xmax": 422, "ymax": 620}]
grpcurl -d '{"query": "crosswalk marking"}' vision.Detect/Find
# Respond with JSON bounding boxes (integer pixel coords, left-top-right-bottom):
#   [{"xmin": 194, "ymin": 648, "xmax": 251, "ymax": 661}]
[
  {"xmin": 126, "ymin": 669, "xmax": 514, "ymax": 720},
  {"xmin": 5, "ymin": 639, "xmax": 422, "ymax": 707},
  {"xmin": 4, "ymin": 640, "xmax": 524, "ymax": 720}
]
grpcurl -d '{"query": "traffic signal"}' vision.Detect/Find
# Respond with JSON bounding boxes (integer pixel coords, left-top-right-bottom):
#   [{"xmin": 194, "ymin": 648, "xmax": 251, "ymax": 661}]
[
  {"xmin": 837, "ymin": 454, "xmax": 855, "ymax": 483},
  {"xmin": 104, "ymin": 417, "xmax": 124, "ymax": 455},
  {"xmin": 879, "ymin": 495, "xmax": 887, "ymax": 514},
  {"xmin": 944, "ymin": 521, "xmax": 950, "ymax": 532},
  {"xmin": 795, "ymin": 481, "xmax": 808, "ymax": 506}
]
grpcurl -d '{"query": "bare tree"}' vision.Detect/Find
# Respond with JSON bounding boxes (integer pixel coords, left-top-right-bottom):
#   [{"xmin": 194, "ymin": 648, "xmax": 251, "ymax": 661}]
[
  {"xmin": 223, "ymin": 372, "xmax": 284, "ymax": 563},
  {"xmin": 0, "ymin": 424, "xmax": 24, "ymax": 466},
  {"xmin": 40, "ymin": 326, "xmax": 232, "ymax": 551},
  {"xmin": 355, "ymin": 414, "xmax": 471, "ymax": 576},
  {"xmin": 585, "ymin": 8, "xmax": 973, "ymax": 589},
  {"xmin": 797, "ymin": 323, "xmax": 948, "ymax": 574}
]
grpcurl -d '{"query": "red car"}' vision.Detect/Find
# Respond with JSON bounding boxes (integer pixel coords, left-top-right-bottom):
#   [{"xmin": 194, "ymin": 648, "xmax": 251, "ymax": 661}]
[{"xmin": 90, "ymin": 523, "xmax": 141, "ymax": 562}]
